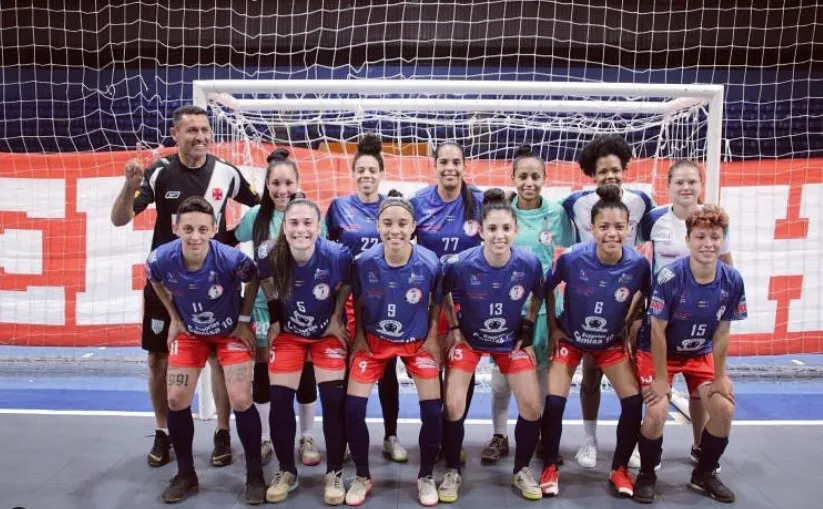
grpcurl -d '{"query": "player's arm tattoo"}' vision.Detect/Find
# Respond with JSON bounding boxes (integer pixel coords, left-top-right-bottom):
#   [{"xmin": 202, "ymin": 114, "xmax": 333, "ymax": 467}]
[{"xmin": 223, "ymin": 363, "xmax": 252, "ymax": 384}]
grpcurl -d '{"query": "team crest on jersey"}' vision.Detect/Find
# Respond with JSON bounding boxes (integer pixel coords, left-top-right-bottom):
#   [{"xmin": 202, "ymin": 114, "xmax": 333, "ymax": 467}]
[
  {"xmin": 650, "ymin": 296, "xmax": 665, "ymax": 313},
  {"xmin": 405, "ymin": 288, "xmax": 423, "ymax": 304},
  {"xmin": 463, "ymin": 219, "xmax": 480, "ymax": 236},
  {"xmin": 614, "ymin": 287, "xmax": 630, "ymax": 303},
  {"xmin": 581, "ymin": 316, "xmax": 608, "ymax": 333},
  {"xmin": 313, "ymin": 283, "xmax": 330, "ymax": 301},
  {"xmin": 212, "ymin": 188, "xmax": 224, "ymax": 201},
  {"xmin": 151, "ymin": 319, "xmax": 165, "ymax": 335},
  {"xmin": 208, "ymin": 284, "xmax": 224, "ymax": 299},
  {"xmin": 539, "ymin": 230, "xmax": 553, "ymax": 246},
  {"xmin": 368, "ymin": 271, "xmax": 379, "ymax": 283},
  {"xmin": 509, "ymin": 285, "xmax": 525, "ymax": 301}
]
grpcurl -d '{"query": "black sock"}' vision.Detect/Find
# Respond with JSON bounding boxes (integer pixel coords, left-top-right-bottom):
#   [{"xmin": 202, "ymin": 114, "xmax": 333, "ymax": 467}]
[
  {"xmin": 296, "ymin": 362, "xmax": 317, "ymax": 404},
  {"xmin": 378, "ymin": 358, "xmax": 399, "ymax": 438},
  {"xmin": 612, "ymin": 394, "xmax": 643, "ymax": 470},
  {"xmin": 252, "ymin": 362, "xmax": 269, "ymax": 404},
  {"xmin": 698, "ymin": 429, "xmax": 729, "ymax": 473},
  {"xmin": 541, "ymin": 395, "xmax": 566, "ymax": 466},
  {"xmin": 167, "ymin": 406, "xmax": 195, "ymax": 475},
  {"xmin": 513, "ymin": 415, "xmax": 541, "ymax": 473},
  {"xmin": 638, "ymin": 433, "xmax": 663, "ymax": 474},
  {"xmin": 443, "ymin": 418, "xmax": 465, "ymax": 471},
  {"xmin": 418, "ymin": 399, "xmax": 443, "ymax": 478},
  {"xmin": 463, "ymin": 374, "xmax": 475, "ymax": 420},
  {"xmin": 318, "ymin": 380, "xmax": 347, "ymax": 472},
  {"xmin": 234, "ymin": 405, "xmax": 263, "ymax": 474},
  {"xmin": 345, "ymin": 395, "xmax": 370, "ymax": 478},
  {"xmin": 269, "ymin": 385, "xmax": 297, "ymax": 474}
]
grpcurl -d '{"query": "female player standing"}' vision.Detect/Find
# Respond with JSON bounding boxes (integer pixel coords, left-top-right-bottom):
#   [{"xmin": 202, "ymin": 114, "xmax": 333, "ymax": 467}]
[
  {"xmin": 256, "ymin": 194, "xmax": 352, "ymax": 505},
  {"xmin": 539, "ymin": 185, "xmax": 650, "ymax": 498},
  {"xmin": 325, "ymin": 134, "xmax": 407, "ymax": 463},
  {"xmin": 639, "ymin": 160, "xmax": 733, "ymax": 468},
  {"xmin": 562, "ymin": 134, "xmax": 654, "ymax": 469},
  {"xmin": 481, "ymin": 146, "xmax": 575, "ymax": 464},
  {"xmin": 633, "ymin": 205, "xmax": 745, "ymax": 504},
  {"xmin": 234, "ymin": 149, "xmax": 323, "ymax": 467},
  {"xmin": 344, "ymin": 191, "xmax": 443, "ymax": 506},
  {"xmin": 437, "ymin": 189, "xmax": 546, "ymax": 502}
]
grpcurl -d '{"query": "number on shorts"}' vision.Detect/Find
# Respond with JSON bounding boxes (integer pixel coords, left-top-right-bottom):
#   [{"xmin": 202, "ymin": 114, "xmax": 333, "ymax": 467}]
[
  {"xmin": 449, "ymin": 347, "xmax": 463, "ymax": 361},
  {"xmin": 170, "ymin": 340, "xmax": 179, "ymax": 356}
]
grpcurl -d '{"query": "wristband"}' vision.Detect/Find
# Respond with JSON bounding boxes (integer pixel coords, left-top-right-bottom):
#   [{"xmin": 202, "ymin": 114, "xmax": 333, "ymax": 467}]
[
  {"xmin": 238, "ymin": 314, "xmax": 251, "ymax": 324},
  {"xmin": 517, "ymin": 318, "xmax": 536, "ymax": 348}
]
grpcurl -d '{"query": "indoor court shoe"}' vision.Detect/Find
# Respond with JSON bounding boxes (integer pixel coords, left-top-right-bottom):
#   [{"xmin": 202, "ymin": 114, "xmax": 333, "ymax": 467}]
[
  {"xmin": 266, "ymin": 470, "xmax": 299, "ymax": 503},
  {"xmin": 633, "ymin": 471, "xmax": 657, "ymax": 504},
  {"xmin": 345, "ymin": 475, "xmax": 373, "ymax": 506},
  {"xmin": 299, "ymin": 436, "xmax": 322, "ymax": 466},
  {"xmin": 438, "ymin": 469, "xmax": 462, "ymax": 503},
  {"xmin": 512, "ymin": 467, "xmax": 542, "ymax": 501},
  {"xmin": 539, "ymin": 464, "xmax": 559, "ymax": 497},
  {"xmin": 690, "ymin": 445, "xmax": 721, "ymax": 473},
  {"xmin": 148, "ymin": 429, "xmax": 171, "ymax": 467},
  {"xmin": 162, "ymin": 472, "xmax": 199, "ymax": 503},
  {"xmin": 324, "ymin": 470, "xmax": 345, "ymax": 505},
  {"xmin": 689, "ymin": 469, "xmax": 735, "ymax": 503},
  {"xmin": 261, "ymin": 438, "xmax": 274, "ymax": 466},
  {"xmin": 211, "ymin": 428, "xmax": 233, "ymax": 466},
  {"xmin": 244, "ymin": 470, "xmax": 267, "ymax": 505},
  {"xmin": 610, "ymin": 466, "xmax": 635, "ymax": 498},
  {"xmin": 480, "ymin": 434, "xmax": 510, "ymax": 463},
  {"xmin": 418, "ymin": 476, "xmax": 439, "ymax": 506},
  {"xmin": 575, "ymin": 437, "xmax": 598, "ymax": 468},
  {"xmin": 629, "ymin": 445, "xmax": 642, "ymax": 469},
  {"xmin": 382, "ymin": 436, "xmax": 409, "ymax": 463}
]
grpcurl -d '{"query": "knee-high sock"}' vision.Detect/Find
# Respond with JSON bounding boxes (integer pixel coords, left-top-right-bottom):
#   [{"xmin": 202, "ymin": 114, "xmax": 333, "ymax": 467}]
[
  {"xmin": 378, "ymin": 358, "xmax": 399, "ymax": 438},
  {"xmin": 541, "ymin": 395, "xmax": 567, "ymax": 466},
  {"xmin": 345, "ymin": 395, "xmax": 370, "ymax": 478},
  {"xmin": 234, "ymin": 405, "xmax": 263, "ymax": 474},
  {"xmin": 269, "ymin": 385, "xmax": 297, "ymax": 474},
  {"xmin": 318, "ymin": 380, "xmax": 347, "ymax": 473},
  {"xmin": 419, "ymin": 399, "xmax": 443, "ymax": 478},
  {"xmin": 296, "ymin": 362, "xmax": 317, "ymax": 404},
  {"xmin": 612, "ymin": 394, "xmax": 643, "ymax": 470},
  {"xmin": 638, "ymin": 433, "xmax": 663, "ymax": 474},
  {"xmin": 697, "ymin": 429, "xmax": 729, "ymax": 473},
  {"xmin": 513, "ymin": 415, "xmax": 541, "ymax": 473},
  {"xmin": 167, "ymin": 406, "xmax": 195, "ymax": 475},
  {"xmin": 443, "ymin": 416, "xmax": 465, "ymax": 471}
]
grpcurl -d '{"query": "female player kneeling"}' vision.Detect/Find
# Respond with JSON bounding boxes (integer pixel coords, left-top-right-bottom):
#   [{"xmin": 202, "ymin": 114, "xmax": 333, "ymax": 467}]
[{"xmin": 633, "ymin": 205, "xmax": 746, "ymax": 504}]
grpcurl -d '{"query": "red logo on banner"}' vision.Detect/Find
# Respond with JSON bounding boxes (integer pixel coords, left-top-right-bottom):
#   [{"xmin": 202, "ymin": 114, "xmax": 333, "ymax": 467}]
[{"xmin": 212, "ymin": 188, "xmax": 224, "ymax": 201}]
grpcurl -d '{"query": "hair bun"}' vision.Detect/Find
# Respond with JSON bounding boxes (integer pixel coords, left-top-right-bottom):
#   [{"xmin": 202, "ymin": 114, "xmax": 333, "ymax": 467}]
[
  {"xmin": 357, "ymin": 134, "xmax": 382, "ymax": 156},
  {"xmin": 386, "ymin": 189, "xmax": 404, "ymax": 198},
  {"xmin": 290, "ymin": 191, "xmax": 307, "ymax": 201},
  {"xmin": 595, "ymin": 184, "xmax": 622, "ymax": 202},
  {"xmin": 483, "ymin": 187, "xmax": 507, "ymax": 205},
  {"xmin": 267, "ymin": 148, "xmax": 290, "ymax": 163},
  {"xmin": 514, "ymin": 144, "xmax": 533, "ymax": 158}
]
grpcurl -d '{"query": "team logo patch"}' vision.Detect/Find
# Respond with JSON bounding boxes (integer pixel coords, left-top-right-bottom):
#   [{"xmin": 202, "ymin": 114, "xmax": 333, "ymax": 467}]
[
  {"xmin": 539, "ymin": 230, "xmax": 553, "ymax": 246},
  {"xmin": 650, "ymin": 297, "xmax": 665, "ymax": 313},
  {"xmin": 463, "ymin": 219, "xmax": 480, "ymax": 236},
  {"xmin": 212, "ymin": 187, "xmax": 224, "ymax": 201},
  {"xmin": 405, "ymin": 288, "xmax": 423, "ymax": 304},
  {"xmin": 313, "ymin": 283, "xmax": 330, "ymax": 301},
  {"xmin": 614, "ymin": 287, "xmax": 630, "ymax": 303},
  {"xmin": 151, "ymin": 318, "xmax": 165, "ymax": 335},
  {"xmin": 164, "ymin": 191, "xmax": 180, "ymax": 199},
  {"xmin": 208, "ymin": 284, "xmax": 223, "ymax": 299},
  {"xmin": 509, "ymin": 284, "xmax": 525, "ymax": 301}
]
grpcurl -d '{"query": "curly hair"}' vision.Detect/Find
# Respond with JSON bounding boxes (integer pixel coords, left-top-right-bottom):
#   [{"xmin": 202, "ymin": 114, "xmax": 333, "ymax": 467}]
[
  {"xmin": 685, "ymin": 204, "xmax": 730, "ymax": 236},
  {"xmin": 578, "ymin": 134, "xmax": 633, "ymax": 177}
]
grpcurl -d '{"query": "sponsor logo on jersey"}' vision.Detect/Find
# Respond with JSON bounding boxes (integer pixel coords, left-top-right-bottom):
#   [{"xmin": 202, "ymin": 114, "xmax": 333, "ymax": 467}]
[
  {"xmin": 470, "ymin": 274, "xmax": 482, "ymax": 286},
  {"xmin": 376, "ymin": 319, "xmax": 404, "ymax": 338},
  {"xmin": 165, "ymin": 191, "xmax": 180, "ymax": 199},
  {"xmin": 408, "ymin": 272, "xmax": 425, "ymax": 284},
  {"xmin": 539, "ymin": 230, "xmax": 554, "ymax": 246},
  {"xmin": 463, "ymin": 219, "xmax": 480, "ymax": 236},
  {"xmin": 191, "ymin": 311, "xmax": 216, "ymax": 326},
  {"xmin": 614, "ymin": 287, "xmax": 630, "ymax": 303},
  {"xmin": 677, "ymin": 338, "xmax": 706, "ymax": 352},
  {"xmin": 314, "ymin": 268, "xmax": 329, "ymax": 280},
  {"xmin": 405, "ymin": 288, "xmax": 423, "ymax": 304},
  {"xmin": 509, "ymin": 284, "xmax": 525, "ymax": 300},
  {"xmin": 368, "ymin": 271, "xmax": 379, "ymax": 283},
  {"xmin": 480, "ymin": 317, "xmax": 508, "ymax": 334},
  {"xmin": 151, "ymin": 318, "xmax": 165, "ymax": 335},
  {"xmin": 313, "ymin": 283, "xmax": 330, "ymax": 301},
  {"xmin": 212, "ymin": 188, "xmax": 224, "ymax": 201},
  {"xmin": 657, "ymin": 267, "xmax": 675, "ymax": 284},
  {"xmin": 511, "ymin": 271, "xmax": 524, "ymax": 282},
  {"xmin": 578, "ymin": 269, "xmax": 588, "ymax": 281},
  {"xmin": 581, "ymin": 316, "xmax": 608, "ymax": 333},
  {"xmin": 208, "ymin": 284, "xmax": 223, "ymax": 299},
  {"xmin": 650, "ymin": 296, "xmax": 665, "ymax": 313}
]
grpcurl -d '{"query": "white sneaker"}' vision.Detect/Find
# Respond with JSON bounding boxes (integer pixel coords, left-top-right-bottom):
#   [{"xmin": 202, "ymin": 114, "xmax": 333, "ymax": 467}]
[
  {"xmin": 265, "ymin": 470, "xmax": 299, "ymax": 503},
  {"xmin": 324, "ymin": 470, "xmax": 345, "ymax": 506},
  {"xmin": 418, "ymin": 476, "xmax": 439, "ymax": 506},
  {"xmin": 382, "ymin": 436, "xmax": 409, "ymax": 463},
  {"xmin": 628, "ymin": 445, "xmax": 641, "ymax": 469},
  {"xmin": 512, "ymin": 467, "xmax": 542, "ymax": 501},
  {"xmin": 345, "ymin": 475, "xmax": 373, "ymax": 506},
  {"xmin": 438, "ymin": 469, "xmax": 461, "ymax": 503},
  {"xmin": 261, "ymin": 439, "xmax": 274, "ymax": 466},
  {"xmin": 575, "ymin": 438, "xmax": 598, "ymax": 469},
  {"xmin": 299, "ymin": 436, "xmax": 321, "ymax": 466}
]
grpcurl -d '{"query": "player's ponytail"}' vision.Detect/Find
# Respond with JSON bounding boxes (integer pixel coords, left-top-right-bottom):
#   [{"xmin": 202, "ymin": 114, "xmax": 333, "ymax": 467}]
[
  {"xmin": 591, "ymin": 184, "xmax": 629, "ymax": 224},
  {"xmin": 254, "ymin": 148, "xmax": 300, "ymax": 249},
  {"xmin": 269, "ymin": 192, "xmax": 321, "ymax": 299},
  {"xmin": 379, "ymin": 189, "xmax": 414, "ymax": 218},
  {"xmin": 353, "ymin": 133, "xmax": 385, "ymax": 173},
  {"xmin": 481, "ymin": 187, "xmax": 516, "ymax": 224}
]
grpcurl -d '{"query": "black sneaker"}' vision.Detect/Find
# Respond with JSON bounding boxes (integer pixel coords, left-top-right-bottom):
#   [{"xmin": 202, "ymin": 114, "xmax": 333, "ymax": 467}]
[
  {"xmin": 162, "ymin": 472, "xmax": 199, "ymax": 503},
  {"xmin": 148, "ymin": 430, "xmax": 171, "ymax": 467},
  {"xmin": 244, "ymin": 470, "xmax": 267, "ymax": 505},
  {"xmin": 689, "ymin": 469, "xmax": 735, "ymax": 503},
  {"xmin": 481, "ymin": 434, "xmax": 509, "ymax": 463},
  {"xmin": 633, "ymin": 471, "xmax": 657, "ymax": 504},
  {"xmin": 211, "ymin": 429, "xmax": 233, "ymax": 467},
  {"xmin": 690, "ymin": 446, "xmax": 721, "ymax": 473}
]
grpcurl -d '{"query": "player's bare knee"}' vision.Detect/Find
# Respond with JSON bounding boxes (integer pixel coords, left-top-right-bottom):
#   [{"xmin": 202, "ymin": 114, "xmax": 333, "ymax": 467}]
[
  {"xmin": 520, "ymin": 398, "xmax": 542, "ymax": 421},
  {"xmin": 580, "ymin": 369, "xmax": 602, "ymax": 394},
  {"xmin": 709, "ymin": 394, "xmax": 735, "ymax": 425},
  {"xmin": 645, "ymin": 400, "xmax": 669, "ymax": 429},
  {"xmin": 444, "ymin": 397, "xmax": 466, "ymax": 422},
  {"xmin": 227, "ymin": 385, "xmax": 253, "ymax": 412},
  {"xmin": 167, "ymin": 387, "xmax": 193, "ymax": 411}
]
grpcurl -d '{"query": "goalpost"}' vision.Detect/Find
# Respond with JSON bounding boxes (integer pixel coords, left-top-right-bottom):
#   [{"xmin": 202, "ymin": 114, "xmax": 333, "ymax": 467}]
[{"xmin": 192, "ymin": 78, "xmax": 724, "ymax": 419}]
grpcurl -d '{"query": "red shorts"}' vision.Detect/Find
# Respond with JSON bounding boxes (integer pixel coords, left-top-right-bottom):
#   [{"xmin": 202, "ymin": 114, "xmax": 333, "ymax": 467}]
[
  {"xmin": 448, "ymin": 342, "xmax": 535, "ymax": 375},
  {"xmin": 436, "ymin": 302, "xmax": 462, "ymax": 337},
  {"xmin": 553, "ymin": 339, "xmax": 628, "ymax": 369},
  {"xmin": 169, "ymin": 333, "xmax": 252, "ymax": 368},
  {"xmin": 269, "ymin": 332, "xmax": 347, "ymax": 374},
  {"xmin": 635, "ymin": 350, "xmax": 715, "ymax": 398},
  {"xmin": 350, "ymin": 334, "xmax": 440, "ymax": 384}
]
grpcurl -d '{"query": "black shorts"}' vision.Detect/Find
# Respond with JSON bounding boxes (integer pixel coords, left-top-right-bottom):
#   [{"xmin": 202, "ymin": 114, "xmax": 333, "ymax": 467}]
[{"xmin": 142, "ymin": 284, "xmax": 170, "ymax": 353}]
